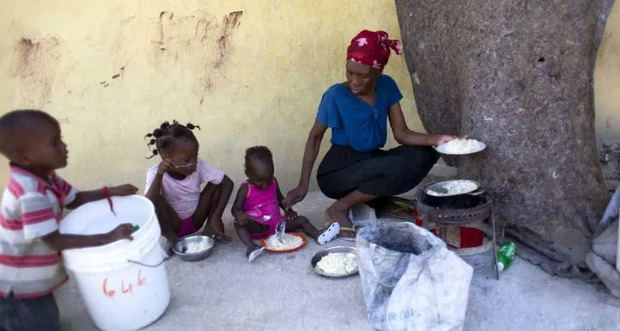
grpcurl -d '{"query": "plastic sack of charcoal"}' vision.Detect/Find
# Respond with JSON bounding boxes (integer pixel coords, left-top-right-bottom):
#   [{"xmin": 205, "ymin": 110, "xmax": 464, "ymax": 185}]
[{"xmin": 356, "ymin": 221, "xmax": 473, "ymax": 331}]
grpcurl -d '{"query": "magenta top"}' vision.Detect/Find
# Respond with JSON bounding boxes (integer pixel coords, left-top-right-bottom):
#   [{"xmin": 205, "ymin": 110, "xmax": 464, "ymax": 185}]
[{"xmin": 242, "ymin": 179, "xmax": 284, "ymax": 239}]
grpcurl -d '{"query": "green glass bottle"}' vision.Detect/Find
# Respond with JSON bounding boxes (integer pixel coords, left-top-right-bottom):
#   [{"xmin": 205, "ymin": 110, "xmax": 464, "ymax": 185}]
[{"xmin": 497, "ymin": 241, "xmax": 517, "ymax": 272}]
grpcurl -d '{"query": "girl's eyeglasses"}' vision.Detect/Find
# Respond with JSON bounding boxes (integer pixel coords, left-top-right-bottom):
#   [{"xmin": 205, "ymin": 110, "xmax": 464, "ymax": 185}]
[{"xmin": 171, "ymin": 159, "xmax": 197, "ymax": 169}]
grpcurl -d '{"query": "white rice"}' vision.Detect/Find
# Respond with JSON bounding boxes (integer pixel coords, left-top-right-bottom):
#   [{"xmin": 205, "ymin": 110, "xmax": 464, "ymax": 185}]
[
  {"xmin": 316, "ymin": 252, "xmax": 357, "ymax": 275},
  {"xmin": 438, "ymin": 138, "xmax": 483, "ymax": 154},
  {"xmin": 266, "ymin": 233, "xmax": 303, "ymax": 250},
  {"xmin": 427, "ymin": 180, "xmax": 478, "ymax": 196},
  {"xmin": 184, "ymin": 240, "xmax": 211, "ymax": 254}
]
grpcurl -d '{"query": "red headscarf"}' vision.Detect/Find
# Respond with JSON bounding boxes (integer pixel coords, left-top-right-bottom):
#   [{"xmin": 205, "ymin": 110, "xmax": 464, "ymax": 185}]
[{"xmin": 346, "ymin": 30, "xmax": 403, "ymax": 70}]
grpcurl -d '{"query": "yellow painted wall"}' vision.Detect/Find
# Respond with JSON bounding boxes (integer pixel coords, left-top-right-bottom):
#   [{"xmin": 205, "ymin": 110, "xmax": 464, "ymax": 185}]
[
  {"xmin": 0, "ymin": 0, "xmax": 618, "ymax": 193},
  {"xmin": 595, "ymin": 2, "xmax": 620, "ymax": 146},
  {"xmin": 0, "ymin": 0, "xmax": 422, "ymax": 192}
]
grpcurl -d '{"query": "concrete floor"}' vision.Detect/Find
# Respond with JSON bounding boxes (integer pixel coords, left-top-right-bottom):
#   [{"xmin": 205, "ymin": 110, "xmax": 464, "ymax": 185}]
[{"xmin": 55, "ymin": 190, "xmax": 620, "ymax": 331}]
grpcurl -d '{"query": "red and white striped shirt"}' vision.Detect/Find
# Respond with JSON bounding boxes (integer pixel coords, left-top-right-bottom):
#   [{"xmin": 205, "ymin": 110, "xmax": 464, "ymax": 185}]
[{"xmin": 0, "ymin": 165, "xmax": 77, "ymax": 298}]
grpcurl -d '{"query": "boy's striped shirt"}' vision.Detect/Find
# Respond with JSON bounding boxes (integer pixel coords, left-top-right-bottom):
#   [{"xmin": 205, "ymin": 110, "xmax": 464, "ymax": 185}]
[{"xmin": 0, "ymin": 165, "xmax": 76, "ymax": 298}]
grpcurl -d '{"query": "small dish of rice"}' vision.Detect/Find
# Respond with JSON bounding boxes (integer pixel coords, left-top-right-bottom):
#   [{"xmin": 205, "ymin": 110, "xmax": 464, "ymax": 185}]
[
  {"xmin": 316, "ymin": 252, "xmax": 357, "ymax": 276},
  {"xmin": 266, "ymin": 233, "xmax": 303, "ymax": 250},
  {"xmin": 310, "ymin": 246, "xmax": 359, "ymax": 278},
  {"xmin": 425, "ymin": 179, "xmax": 480, "ymax": 197},
  {"xmin": 434, "ymin": 138, "xmax": 486, "ymax": 155},
  {"xmin": 261, "ymin": 233, "xmax": 307, "ymax": 252}
]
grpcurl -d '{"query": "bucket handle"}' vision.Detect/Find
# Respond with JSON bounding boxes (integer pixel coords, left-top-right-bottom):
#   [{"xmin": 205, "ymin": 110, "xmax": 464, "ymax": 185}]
[{"xmin": 127, "ymin": 255, "xmax": 171, "ymax": 268}]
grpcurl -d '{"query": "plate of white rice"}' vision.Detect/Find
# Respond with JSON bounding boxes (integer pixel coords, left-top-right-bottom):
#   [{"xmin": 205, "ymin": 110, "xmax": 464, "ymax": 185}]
[
  {"xmin": 425, "ymin": 179, "xmax": 480, "ymax": 197},
  {"xmin": 261, "ymin": 233, "xmax": 307, "ymax": 252},
  {"xmin": 311, "ymin": 246, "xmax": 358, "ymax": 278},
  {"xmin": 434, "ymin": 138, "xmax": 486, "ymax": 155}
]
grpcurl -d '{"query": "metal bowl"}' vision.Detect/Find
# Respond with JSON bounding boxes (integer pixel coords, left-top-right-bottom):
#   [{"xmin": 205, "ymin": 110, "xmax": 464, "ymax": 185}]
[
  {"xmin": 310, "ymin": 246, "xmax": 358, "ymax": 278},
  {"xmin": 173, "ymin": 235, "xmax": 215, "ymax": 261},
  {"xmin": 424, "ymin": 179, "xmax": 480, "ymax": 197}
]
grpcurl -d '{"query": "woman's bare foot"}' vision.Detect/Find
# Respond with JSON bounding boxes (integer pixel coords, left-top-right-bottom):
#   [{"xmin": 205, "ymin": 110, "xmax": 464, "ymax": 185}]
[{"xmin": 326, "ymin": 205, "xmax": 356, "ymax": 237}]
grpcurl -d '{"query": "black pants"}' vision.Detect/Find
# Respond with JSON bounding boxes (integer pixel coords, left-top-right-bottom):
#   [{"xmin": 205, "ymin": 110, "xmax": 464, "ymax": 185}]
[
  {"xmin": 317, "ymin": 144, "xmax": 439, "ymax": 199},
  {"xmin": 0, "ymin": 293, "xmax": 60, "ymax": 331}
]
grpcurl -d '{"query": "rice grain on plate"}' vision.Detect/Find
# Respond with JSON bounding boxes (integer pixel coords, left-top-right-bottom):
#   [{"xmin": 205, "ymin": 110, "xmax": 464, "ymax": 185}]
[
  {"xmin": 316, "ymin": 252, "xmax": 357, "ymax": 275},
  {"xmin": 185, "ymin": 240, "xmax": 211, "ymax": 253},
  {"xmin": 427, "ymin": 180, "xmax": 478, "ymax": 196},
  {"xmin": 439, "ymin": 138, "xmax": 483, "ymax": 154},
  {"xmin": 266, "ymin": 233, "xmax": 302, "ymax": 250}
]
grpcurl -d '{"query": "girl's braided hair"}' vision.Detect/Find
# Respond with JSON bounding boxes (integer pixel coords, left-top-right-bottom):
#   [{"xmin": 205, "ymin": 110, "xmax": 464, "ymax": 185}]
[{"xmin": 145, "ymin": 120, "xmax": 200, "ymax": 159}]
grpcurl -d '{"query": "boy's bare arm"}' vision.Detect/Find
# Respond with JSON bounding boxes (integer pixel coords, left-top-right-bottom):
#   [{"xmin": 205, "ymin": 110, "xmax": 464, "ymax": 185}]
[
  {"xmin": 67, "ymin": 184, "xmax": 138, "ymax": 209},
  {"xmin": 42, "ymin": 224, "xmax": 133, "ymax": 251},
  {"xmin": 231, "ymin": 183, "xmax": 251, "ymax": 225}
]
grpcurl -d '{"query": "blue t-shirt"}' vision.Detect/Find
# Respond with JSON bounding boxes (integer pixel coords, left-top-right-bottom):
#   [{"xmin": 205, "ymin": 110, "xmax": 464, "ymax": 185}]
[{"xmin": 316, "ymin": 75, "xmax": 403, "ymax": 152}]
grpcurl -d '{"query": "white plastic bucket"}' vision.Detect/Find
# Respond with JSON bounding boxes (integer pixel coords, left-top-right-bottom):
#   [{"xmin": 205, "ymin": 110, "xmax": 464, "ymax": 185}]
[{"xmin": 59, "ymin": 195, "xmax": 170, "ymax": 331}]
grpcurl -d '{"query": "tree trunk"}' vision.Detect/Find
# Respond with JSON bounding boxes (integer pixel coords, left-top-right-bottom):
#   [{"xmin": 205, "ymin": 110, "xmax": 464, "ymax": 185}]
[{"xmin": 395, "ymin": 0, "xmax": 615, "ymax": 267}]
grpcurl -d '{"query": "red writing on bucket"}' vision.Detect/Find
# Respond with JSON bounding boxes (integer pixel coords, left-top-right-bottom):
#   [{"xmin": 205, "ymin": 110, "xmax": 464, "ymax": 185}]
[{"xmin": 102, "ymin": 269, "xmax": 147, "ymax": 298}]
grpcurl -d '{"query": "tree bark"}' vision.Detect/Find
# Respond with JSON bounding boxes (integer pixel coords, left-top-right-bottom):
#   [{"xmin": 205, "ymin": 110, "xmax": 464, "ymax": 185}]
[{"xmin": 395, "ymin": 0, "xmax": 615, "ymax": 267}]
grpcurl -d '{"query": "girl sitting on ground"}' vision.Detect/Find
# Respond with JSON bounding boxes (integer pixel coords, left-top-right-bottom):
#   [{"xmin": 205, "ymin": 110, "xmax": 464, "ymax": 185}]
[
  {"xmin": 144, "ymin": 121, "xmax": 234, "ymax": 247},
  {"xmin": 231, "ymin": 146, "xmax": 340, "ymax": 262}
]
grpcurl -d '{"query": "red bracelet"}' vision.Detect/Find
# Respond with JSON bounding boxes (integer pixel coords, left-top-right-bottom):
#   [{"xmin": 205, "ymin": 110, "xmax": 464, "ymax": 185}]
[{"xmin": 102, "ymin": 186, "xmax": 116, "ymax": 215}]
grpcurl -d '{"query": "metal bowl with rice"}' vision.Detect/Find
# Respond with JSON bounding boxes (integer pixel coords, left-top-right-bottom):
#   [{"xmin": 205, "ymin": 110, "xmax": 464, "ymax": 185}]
[
  {"xmin": 310, "ymin": 246, "xmax": 358, "ymax": 278},
  {"xmin": 173, "ymin": 235, "xmax": 215, "ymax": 261}
]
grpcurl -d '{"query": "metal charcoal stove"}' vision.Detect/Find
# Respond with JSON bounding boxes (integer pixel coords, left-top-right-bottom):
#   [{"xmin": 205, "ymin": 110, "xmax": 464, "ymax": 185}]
[{"xmin": 416, "ymin": 187, "xmax": 500, "ymax": 279}]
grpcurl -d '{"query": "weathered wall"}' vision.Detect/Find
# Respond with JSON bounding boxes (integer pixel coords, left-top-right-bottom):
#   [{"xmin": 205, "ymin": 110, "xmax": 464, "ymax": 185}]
[
  {"xmin": 0, "ymin": 0, "xmax": 618, "ymax": 194},
  {"xmin": 395, "ymin": 0, "xmax": 616, "ymax": 269},
  {"xmin": 0, "ymin": 0, "xmax": 422, "ymax": 191}
]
